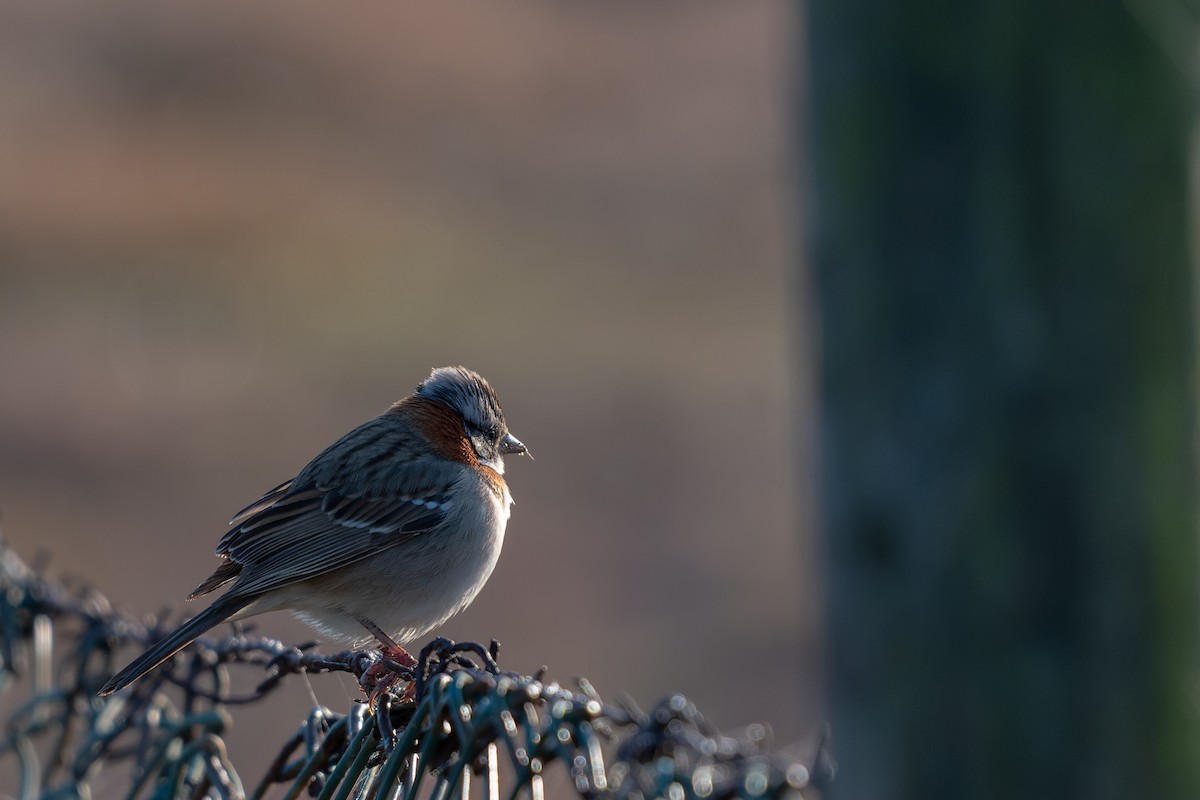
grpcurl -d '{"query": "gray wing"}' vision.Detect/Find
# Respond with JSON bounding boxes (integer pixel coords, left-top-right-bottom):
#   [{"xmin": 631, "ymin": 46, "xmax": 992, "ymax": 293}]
[{"xmin": 208, "ymin": 419, "xmax": 467, "ymax": 599}]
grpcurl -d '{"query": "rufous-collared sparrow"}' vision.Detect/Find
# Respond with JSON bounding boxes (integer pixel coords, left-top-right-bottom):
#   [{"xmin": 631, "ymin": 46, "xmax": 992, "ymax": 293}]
[{"xmin": 99, "ymin": 366, "xmax": 527, "ymax": 696}]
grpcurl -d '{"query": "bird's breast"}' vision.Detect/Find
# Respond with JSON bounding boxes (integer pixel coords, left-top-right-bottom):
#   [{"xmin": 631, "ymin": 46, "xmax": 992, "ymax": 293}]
[{"xmin": 280, "ymin": 471, "xmax": 511, "ymax": 646}]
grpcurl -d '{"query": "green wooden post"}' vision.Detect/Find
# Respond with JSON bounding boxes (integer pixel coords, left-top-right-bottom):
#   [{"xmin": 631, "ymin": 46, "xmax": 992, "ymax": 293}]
[{"xmin": 806, "ymin": 2, "xmax": 1200, "ymax": 798}]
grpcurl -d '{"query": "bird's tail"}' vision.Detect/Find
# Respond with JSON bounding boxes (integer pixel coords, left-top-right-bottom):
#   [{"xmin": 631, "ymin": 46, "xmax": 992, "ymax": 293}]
[{"xmin": 98, "ymin": 595, "xmax": 251, "ymax": 696}]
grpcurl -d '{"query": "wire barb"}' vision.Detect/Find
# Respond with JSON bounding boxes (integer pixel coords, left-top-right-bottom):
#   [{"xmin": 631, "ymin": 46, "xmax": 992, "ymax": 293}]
[{"xmin": 0, "ymin": 537, "xmax": 827, "ymax": 798}]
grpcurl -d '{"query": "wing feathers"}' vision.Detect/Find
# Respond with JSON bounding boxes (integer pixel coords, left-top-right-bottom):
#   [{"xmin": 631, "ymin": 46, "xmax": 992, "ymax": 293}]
[
  {"xmin": 209, "ymin": 485, "xmax": 460, "ymax": 600},
  {"xmin": 200, "ymin": 416, "xmax": 468, "ymax": 602},
  {"xmin": 228, "ymin": 479, "xmax": 293, "ymax": 526},
  {"xmin": 188, "ymin": 559, "xmax": 241, "ymax": 599}
]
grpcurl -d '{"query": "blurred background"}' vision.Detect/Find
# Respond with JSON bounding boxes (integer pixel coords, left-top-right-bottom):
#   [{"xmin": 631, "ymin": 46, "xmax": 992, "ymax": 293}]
[
  {"xmin": 0, "ymin": 0, "xmax": 813, "ymax": 778},
  {"xmin": 5, "ymin": 2, "xmax": 1199, "ymax": 799}
]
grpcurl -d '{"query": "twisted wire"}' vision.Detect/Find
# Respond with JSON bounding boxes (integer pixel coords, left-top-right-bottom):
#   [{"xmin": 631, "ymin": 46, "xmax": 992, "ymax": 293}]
[{"xmin": 0, "ymin": 538, "xmax": 829, "ymax": 799}]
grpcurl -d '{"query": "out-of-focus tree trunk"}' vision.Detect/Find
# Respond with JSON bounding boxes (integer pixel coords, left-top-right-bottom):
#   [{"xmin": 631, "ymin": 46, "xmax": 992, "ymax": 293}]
[{"xmin": 805, "ymin": 3, "xmax": 1200, "ymax": 798}]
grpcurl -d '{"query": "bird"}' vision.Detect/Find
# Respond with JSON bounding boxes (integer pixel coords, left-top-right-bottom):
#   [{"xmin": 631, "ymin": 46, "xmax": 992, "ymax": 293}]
[{"xmin": 99, "ymin": 366, "xmax": 527, "ymax": 696}]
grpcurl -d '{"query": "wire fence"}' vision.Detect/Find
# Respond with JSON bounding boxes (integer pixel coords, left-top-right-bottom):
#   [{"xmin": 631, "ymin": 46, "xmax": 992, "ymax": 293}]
[{"xmin": 0, "ymin": 537, "xmax": 831, "ymax": 799}]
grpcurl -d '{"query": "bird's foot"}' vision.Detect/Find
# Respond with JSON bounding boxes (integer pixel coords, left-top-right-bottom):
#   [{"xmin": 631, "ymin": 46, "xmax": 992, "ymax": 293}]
[{"xmin": 360, "ymin": 643, "xmax": 419, "ymax": 707}]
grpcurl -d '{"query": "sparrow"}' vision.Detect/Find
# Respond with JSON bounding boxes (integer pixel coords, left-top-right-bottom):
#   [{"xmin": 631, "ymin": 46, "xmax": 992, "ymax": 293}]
[{"xmin": 99, "ymin": 366, "xmax": 527, "ymax": 696}]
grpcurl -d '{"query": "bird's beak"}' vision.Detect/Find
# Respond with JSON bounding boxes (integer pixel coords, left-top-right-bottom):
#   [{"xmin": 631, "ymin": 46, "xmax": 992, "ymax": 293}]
[{"xmin": 500, "ymin": 433, "xmax": 530, "ymax": 458}]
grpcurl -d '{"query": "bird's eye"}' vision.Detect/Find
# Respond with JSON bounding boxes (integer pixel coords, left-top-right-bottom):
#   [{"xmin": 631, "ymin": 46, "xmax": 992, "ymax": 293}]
[{"xmin": 469, "ymin": 421, "xmax": 501, "ymax": 442}]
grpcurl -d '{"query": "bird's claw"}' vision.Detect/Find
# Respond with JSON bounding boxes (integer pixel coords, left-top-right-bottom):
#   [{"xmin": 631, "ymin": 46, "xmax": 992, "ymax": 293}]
[{"xmin": 360, "ymin": 643, "xmax": 419, "ymax": 707}]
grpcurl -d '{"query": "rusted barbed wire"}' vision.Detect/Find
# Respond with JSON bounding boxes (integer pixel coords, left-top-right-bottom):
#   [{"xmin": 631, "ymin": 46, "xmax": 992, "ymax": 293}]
[{"xmin": 0, "ymin": 537, "xmax": 831, "ymax": 799}]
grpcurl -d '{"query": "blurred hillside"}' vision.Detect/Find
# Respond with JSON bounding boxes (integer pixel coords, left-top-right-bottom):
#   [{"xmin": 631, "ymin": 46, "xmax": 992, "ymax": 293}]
[{"xmin": 0, "ymin": 0, "xmax": 813, "ymax": 774}]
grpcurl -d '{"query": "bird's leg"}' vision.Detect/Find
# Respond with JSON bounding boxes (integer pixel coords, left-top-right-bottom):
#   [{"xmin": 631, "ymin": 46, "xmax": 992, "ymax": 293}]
[
  {"xmin": 357, "ymin": 617, "xmax": 418, "ymax": 704},
  {"xmin": 358, "ymin": 616, "xmax": 419, "ymax": 669}
]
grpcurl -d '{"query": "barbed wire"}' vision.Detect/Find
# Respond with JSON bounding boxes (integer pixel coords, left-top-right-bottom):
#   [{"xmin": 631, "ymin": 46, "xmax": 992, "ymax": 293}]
[{"xmin": 0, "ymin": 536, "xmax": 832, "ymax": 799}]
